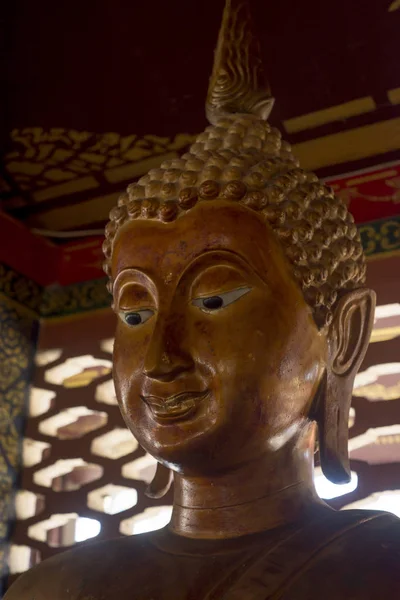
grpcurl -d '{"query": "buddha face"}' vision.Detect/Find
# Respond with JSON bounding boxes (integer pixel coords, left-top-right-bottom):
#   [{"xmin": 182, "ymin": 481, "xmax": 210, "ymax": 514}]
[{"xmin": 111, "ymin": 201, "xmax": 327, "ymax": 474}]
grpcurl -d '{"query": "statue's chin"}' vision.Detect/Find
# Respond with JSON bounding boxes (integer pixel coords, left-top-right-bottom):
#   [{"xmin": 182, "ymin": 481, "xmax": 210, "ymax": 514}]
[
  {"xmin": 121, "ymin": 388, "xmax": 311, "ymax": 475},
  {"xmin": 124, "ymin": 396, "xmax": 223, "ymax": 471},
  {"xmin": 132, "ymin": 421, "xmax": 294, "ymax": 478}
]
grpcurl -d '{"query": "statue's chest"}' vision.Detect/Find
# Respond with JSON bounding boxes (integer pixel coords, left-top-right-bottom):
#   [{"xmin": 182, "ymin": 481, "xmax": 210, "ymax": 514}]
[
  {"xmin": 129, "ymin": 554, "xmax": 241, "ymax": 600},
  {"xmin": 76, "ymin": 550, "xmax": 244, "ymax": 600}
]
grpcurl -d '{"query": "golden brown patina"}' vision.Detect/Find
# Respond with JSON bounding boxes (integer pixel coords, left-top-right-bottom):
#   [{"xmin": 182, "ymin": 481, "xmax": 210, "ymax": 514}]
[{"xmin": 7, "ymin": 1, "xmax": 400, "ymax": 598}]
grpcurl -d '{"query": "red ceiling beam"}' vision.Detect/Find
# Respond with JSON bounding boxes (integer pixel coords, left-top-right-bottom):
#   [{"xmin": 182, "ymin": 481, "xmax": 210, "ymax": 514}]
[{"xmin": 0, "ymin": 211, "xmax": 61, "ymax": 286}]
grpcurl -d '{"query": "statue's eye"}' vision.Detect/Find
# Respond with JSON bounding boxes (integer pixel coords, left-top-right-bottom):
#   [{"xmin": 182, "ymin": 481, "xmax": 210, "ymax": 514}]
[
  {"xmin": 192, "ymin": 287, "xmax": 251, "ymax": 312},
  {"xmin": 121, "ymin": 309, "xmax": 154, "ymax": 327}
]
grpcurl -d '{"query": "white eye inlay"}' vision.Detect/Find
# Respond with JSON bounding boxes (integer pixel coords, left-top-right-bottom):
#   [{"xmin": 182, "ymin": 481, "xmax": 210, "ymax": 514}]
[
  {"xmin": 120, "ymin": 309, "xmax": 154, "ymax": 327},
  {"xmin": 192, "ymin": 287, "xmax": 251, "ymax": 312}
]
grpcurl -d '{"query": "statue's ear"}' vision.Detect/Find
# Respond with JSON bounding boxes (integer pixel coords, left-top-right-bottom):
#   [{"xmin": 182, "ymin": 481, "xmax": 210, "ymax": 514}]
[
  {"xmin": 331, "ymin": 288, "xmax": 376, "ymax": 378},
  {"xmin": 315, "ymin": 288, "xmax": 375, "ymax": 484}
]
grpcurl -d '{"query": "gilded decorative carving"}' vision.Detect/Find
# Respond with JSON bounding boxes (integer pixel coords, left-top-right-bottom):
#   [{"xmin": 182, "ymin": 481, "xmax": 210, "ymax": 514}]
[
  {"xmin": 370, "ymin": 325, "xmax": 400, "ymax": 343},
  {"xmin": 63, "ymin": 366, "xmax": 112, "ymax": 388},
  {"xmin": 358, "ymin": 216, "xmax": 400, "ymax": 257},
  {"xmin": 353, "ymin": 381, "xmax": 400, "ymax": 401},
  {"xmin": 0, "ymin": 263, "xmax": 110, "ymax": 319},
  {"xmin": 0, "ymin": 302, "xmax": 36, "ymax": 585},
  {"xmin": 388, "ymin": 0, "xmax": 400, "ymax": 11},
  {"xmin": 376, "ymin": 434, "xmax": 400, "ymax": 444},
  {"xmin": 4, "ymin": 128, "xmax": 197, "ymax": 197},
  {"xmin": 40, "ymin": 278, "xmax": 110, "ymax": 318},
  {"xmin": 337, "ymin": 177, "xmax": 400, "ymax": 205},
  {"xmin": 0, "ymin": 265, "xmax": 42, "ymax": 314}
]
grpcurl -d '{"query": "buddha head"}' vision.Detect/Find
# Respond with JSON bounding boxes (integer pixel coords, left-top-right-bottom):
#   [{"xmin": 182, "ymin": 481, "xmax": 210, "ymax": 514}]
[{"xmin": 102, "ymin": 0, "xmax": 375, "ymax": 486}]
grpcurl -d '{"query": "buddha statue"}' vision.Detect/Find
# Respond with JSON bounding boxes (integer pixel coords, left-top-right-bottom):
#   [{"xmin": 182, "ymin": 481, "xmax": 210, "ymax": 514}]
[{"xmin": 7, "ymin": 1, "xmax": 400, "ymax": 598}]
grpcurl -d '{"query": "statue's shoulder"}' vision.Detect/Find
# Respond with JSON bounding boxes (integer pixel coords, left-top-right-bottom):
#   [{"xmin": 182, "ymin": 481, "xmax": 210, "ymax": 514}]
[
  {"xmin": 4, "ymin": 534, "xmax": 153, "ymax": 600},
  {"xmin": 323, "ymin": 507, "xmax": 400, "ymax": 559},
  {"xmin": 292, "ymin": 509, "xmax": 400, "ymax": 599}
]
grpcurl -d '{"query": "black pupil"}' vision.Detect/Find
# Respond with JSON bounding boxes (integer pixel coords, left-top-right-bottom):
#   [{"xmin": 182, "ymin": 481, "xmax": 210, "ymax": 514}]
[
  {"xmin": 202, "ymin": 296, "xmax": 223, "ymax": 310},
  {"xmin": 125, "ymin": 312, "xmax": 142, "ymax": 326}
]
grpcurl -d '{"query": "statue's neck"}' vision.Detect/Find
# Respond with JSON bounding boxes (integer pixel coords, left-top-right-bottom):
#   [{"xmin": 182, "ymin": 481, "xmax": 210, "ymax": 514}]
[{"xmin": 169, "ymin": 423, "xmax": 328, "ymax": 539}]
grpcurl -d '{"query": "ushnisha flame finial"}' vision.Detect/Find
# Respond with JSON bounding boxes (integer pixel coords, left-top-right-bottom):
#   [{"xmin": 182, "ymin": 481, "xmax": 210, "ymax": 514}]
[
  {"xmin": 206, "ymin": 0, "xmax": 274, "ymax": 124},
  {"xmin": 104, "ymin": 0, "xmax": 365, "ymax": 335}
]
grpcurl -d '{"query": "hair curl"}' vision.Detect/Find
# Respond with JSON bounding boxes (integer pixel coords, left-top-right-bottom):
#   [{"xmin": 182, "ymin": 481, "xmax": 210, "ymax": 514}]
[{"xmin": 103, "ymin": 114, "xmax": 365, "ymax": 328}]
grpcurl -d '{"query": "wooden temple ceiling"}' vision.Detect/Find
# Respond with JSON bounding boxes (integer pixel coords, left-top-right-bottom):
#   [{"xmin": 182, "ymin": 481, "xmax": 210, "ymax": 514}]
[{"xmin": 0, "ymin": 0, "xmax": 399, "ymax": 235}]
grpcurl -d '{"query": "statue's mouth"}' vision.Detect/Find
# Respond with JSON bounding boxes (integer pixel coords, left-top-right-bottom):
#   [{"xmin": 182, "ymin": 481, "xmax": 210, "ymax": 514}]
[{"xmin": 141, "ymin": 391, "xmax": 209, "ymax": 422}]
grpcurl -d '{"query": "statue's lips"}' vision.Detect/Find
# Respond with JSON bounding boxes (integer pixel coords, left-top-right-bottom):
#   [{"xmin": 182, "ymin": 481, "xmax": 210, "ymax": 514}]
[{"xmin": 141, "ymin": 391, "xmax": 208, "ymax": 422}]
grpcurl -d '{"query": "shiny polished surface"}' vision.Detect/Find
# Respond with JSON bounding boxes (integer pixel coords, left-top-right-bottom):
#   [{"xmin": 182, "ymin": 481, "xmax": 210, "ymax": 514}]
[
  {"xmin": 112, "ymin": 202, "xmax": 326, "ymax": 478},
  {"xmin": 6, "ymin": 0, "xmax": 400, "ymax": 598}
]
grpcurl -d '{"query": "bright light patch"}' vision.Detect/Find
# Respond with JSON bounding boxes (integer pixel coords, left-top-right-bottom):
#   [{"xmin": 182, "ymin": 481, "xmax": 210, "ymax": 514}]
[
  {"xmin": 120, "ymin": 506, "xmax": 172, "ymax": 536},
  {"xmin": 314, "ymin": 467, "xmax": 358, "ymax": 500},
  {"xmin": 374, "ymin": 303, "xmax": 400, "ymax": 319},
  {"xmin": 354, "ymin": 362, "xmax": 400, "ymax": 389},
  {"xmin": 87, "ymin": 484, "xmax": 138, "ymax": 515},
  {"xmin": 132, "ymin": 506, "xmax": 172, "ymax": 535},
  {"xmin": 74, "ymin": 517, "xmax": 101, "ymax": 542},
  {"xmin": 343, "ymin": 490, "xmax": 400, "ymax": 518}
]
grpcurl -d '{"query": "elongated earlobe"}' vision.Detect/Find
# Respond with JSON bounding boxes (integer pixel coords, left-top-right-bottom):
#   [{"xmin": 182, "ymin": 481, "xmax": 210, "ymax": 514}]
[
  {"xmin": 315, "ymin": 370, "xmax": 352, "ymax": 483},
  {"xmin": 145, "ymin": 462, "xmax": 173, "ymax": 499},
  {"xmin": 313, "ymin": 288, "xmax": 375, "ymax": 484}
]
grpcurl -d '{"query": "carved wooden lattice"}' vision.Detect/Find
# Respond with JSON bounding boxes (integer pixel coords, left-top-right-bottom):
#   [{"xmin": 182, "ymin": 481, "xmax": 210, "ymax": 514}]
[{"xmin": 8, "ymin": 310, "xmax": 172, "ymax": 580}]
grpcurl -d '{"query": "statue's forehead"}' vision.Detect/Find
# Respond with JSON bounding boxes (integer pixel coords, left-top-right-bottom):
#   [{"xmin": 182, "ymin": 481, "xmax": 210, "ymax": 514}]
[{"xmin": 111, "ymin": 201, "xmax": 283, "ymax": 281}]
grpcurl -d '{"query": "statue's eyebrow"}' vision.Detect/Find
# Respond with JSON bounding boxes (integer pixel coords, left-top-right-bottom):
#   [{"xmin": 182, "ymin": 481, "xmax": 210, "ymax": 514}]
[
  {"xmin": 176, "ymin": 249, "xmax": 268, "ymax": 289},
  {"xmin": 114, "ymin": 266, "xmax": 153, "ymax": 281},
  {"xmin": 112, "ymin": 268, "xmax": 157, "ymax": 299}
]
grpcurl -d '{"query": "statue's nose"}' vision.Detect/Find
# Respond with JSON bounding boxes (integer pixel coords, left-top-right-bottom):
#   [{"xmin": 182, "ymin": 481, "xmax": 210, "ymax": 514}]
[{"xmin": 143, "ymin": 314, "xmax": 194, "ymax": 382}]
